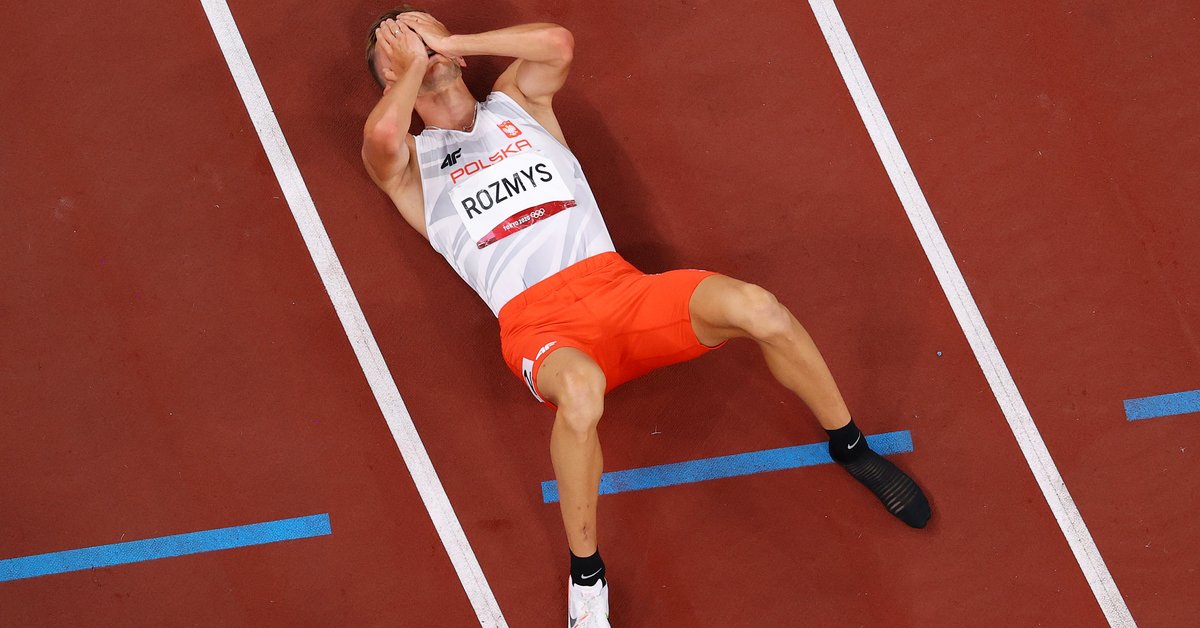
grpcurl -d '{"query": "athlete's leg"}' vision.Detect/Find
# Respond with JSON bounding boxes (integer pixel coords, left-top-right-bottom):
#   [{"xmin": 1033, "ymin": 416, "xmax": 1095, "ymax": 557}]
[
  {"xmin": 688, "ymin": 275, "xmax": 851, "ymax": 430},
  {"xmin": 536, "ymin": 347, "xmax": 610, "ymax": 624},
  {"xmin": 688, "ymin": 275, "xmax": 931, "ymax": 527},
  {"xmin": 537, "ymin": 347, "xmax": 607, "ymax": 557}
]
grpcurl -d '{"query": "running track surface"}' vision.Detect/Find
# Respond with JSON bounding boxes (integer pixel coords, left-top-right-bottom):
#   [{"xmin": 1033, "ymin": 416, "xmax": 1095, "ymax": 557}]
[{"xmin": 1, "ymin": 1, "xmax": 1196, "ymax": 625}]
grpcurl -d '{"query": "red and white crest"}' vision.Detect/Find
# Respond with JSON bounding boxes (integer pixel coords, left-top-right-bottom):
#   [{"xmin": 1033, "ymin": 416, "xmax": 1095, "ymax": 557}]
[{"xmin": 497, "ymin": 120, "xmax": 522, "ymax": 138}]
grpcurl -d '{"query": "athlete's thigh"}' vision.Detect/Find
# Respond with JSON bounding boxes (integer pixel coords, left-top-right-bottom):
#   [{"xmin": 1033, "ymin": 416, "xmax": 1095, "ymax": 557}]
[
  {"xmin": 687, "ymin": 273, "xmax": 760, "ymax": 346},
  {"xmin": 585, "ymin": 268, "xmax": 722, "ymax": 389}
]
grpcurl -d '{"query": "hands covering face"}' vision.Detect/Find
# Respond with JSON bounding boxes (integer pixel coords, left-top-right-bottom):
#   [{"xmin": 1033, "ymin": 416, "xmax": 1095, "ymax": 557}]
[
  {"xmin": 375, "ymin": 19, "xmax": 428, "ymax": 86},
  {"xmin": 398, "ymin": 12, "xmax": 467, "ymax": 69}
]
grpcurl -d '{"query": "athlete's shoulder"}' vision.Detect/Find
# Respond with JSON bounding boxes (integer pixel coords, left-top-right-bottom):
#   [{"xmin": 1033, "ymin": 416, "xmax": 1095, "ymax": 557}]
[
  {"xmin": 483, "ymin": 90, "xmax": 533, "ymax": 119},
  {"xmin": 486, "ymin": 90, "xmax": 571, "ymax": 150}
]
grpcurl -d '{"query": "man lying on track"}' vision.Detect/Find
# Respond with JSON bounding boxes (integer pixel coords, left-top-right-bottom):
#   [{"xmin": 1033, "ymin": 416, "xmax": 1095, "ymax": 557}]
[{"xmin": 361, "ymin": 7, "xmax": 931, "ymax": 626}]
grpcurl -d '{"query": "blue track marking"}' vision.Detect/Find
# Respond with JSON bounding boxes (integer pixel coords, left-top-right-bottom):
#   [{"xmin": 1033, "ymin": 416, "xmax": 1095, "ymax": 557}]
[
  {"xmin": 1125, "ymin": 389, "xmax": 1200, "ymax": 421},
  {"xmin": 0, "ymin": 513, "xmax": 331, "ymax": 583},
  {"xmin": 541, "ymin": 430, "xmax": 913, "ymax": 503}
]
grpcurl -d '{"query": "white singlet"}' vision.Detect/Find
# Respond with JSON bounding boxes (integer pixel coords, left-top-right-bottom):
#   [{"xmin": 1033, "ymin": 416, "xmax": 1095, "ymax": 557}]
[{"xmin": 414, "ymin": 91, "xmax": 615, "ymax": 316}]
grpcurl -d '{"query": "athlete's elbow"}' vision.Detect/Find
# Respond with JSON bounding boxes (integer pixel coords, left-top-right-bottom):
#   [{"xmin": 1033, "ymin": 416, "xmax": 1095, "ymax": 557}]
[
  {"xmin": 364, "ymin": 120, "xmax": 397, "ymax": 146},
  {"xmin": 363, "ymin": 123, "xmax": 404, "ymax": 158},
  {"xmin": 543, "ymin": 25, "xmax": 574, "ymax": 64}
]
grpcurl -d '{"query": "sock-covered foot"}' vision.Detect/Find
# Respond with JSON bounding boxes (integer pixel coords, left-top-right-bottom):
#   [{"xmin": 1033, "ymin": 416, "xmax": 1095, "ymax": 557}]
[{"xmin": 827, "ymin": 419, "xmax": 931, "ymax": 528}]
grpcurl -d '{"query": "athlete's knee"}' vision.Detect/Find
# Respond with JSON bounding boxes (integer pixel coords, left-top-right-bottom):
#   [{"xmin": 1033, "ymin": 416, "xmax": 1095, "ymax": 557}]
[
  {"xmin": 730, "ymin": 284, "xmax": 793, "ymax": 341},
  {"xmin": 553, "ymin": 361, "xmax": 606, "ymax": 435}
]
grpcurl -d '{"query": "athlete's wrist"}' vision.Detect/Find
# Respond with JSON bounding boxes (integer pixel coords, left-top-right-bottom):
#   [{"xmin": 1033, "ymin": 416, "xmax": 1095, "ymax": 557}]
[
  {"xmin": 400, "ymin": 59, "xmax": 429, "ymax": 81},
  {"xmin": 440, "ymin": 34, "xmax": 469, "ymax": 58},
  {"xmin": 382, "ymin": 63, "xmax": 424, "ymax": 99}
]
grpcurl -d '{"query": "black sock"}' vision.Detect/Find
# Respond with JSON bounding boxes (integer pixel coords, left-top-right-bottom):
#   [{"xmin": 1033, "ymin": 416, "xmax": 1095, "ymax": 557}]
[
  {"xmin": 826, "ymin": 418, "xmax": 868, "ymax": 462},
  {"xmin": 827, "ymin": 420, "xmax": 931, "ymax": 528},
  {"xmin": 570, "ymin": 549, "xmax": 605, "ymax": 587}
]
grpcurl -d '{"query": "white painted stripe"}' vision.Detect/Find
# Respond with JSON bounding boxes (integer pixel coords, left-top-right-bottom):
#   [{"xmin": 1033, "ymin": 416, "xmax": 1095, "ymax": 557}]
[
  {"xmin": 806, "ymin": 2, "xmax": 1135, "ymax": 626},
  {"xmin": 198, "ymin": 2, "xmax": 507, "ymax": 625}
]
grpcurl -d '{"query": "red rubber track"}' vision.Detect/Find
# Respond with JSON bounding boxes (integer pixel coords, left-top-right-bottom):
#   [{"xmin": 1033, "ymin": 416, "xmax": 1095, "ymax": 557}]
[
  {"xmin": 0, "ymin": 2, "xmax": 476, "ymax": 625},
  {"xmin": 1, "ymin": 0, "xmax": 1195, "ymax": 625},
  {"xmin": 836, "ymin": 1, "xmax": 1200, "ymax": 624}
]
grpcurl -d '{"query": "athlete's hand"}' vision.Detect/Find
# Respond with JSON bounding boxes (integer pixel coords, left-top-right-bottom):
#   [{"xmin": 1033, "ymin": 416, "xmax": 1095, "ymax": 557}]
[
  {"xmin": 398, "ymin": 12, "xmax": 468, "ymax": 68},
  {"xmin": 375, "ymin": 19, "xmax": 429, "ymax": 86}
]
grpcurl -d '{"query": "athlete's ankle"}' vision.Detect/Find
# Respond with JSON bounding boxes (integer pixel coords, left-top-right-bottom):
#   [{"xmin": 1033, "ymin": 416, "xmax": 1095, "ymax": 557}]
[
  {"xmin": 826, "ymin": 418, "xmax": 869, "ymax": 463},
  {"xmin": 570, "ymin": 548, "xmax": 606, "ymax": 587}
]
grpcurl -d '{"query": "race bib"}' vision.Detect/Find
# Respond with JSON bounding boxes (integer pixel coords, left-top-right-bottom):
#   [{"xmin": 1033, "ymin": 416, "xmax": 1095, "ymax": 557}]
[{"xmin": 448, "ymin": 153, "xmax": 576, "ymax": 249}]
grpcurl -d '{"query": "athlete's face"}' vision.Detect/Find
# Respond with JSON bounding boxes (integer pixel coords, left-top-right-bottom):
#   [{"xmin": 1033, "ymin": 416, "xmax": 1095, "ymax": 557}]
[{"xmin": 418, "ymin": 44, "xmax": 462, "ymax": 93}]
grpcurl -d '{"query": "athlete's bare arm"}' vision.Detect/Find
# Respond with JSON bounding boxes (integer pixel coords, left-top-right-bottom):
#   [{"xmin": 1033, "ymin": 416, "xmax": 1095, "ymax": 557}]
[
  {"xmin": 401, "ymin": 14, "xmax": 575, "ymax": 146},
  {"xmin": 362, "ymin": 19, "xmax": 429, "ymax": 237}
]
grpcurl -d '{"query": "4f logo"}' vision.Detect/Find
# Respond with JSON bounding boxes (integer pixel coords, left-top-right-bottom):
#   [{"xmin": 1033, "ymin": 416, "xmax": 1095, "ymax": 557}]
[
  {"xmin": 497, "ymin": 120, "xmax": 522, "ymax": 138},
  {"xmin": 440, "ymin": 148, "xmax": 462, "ymax": 170}
]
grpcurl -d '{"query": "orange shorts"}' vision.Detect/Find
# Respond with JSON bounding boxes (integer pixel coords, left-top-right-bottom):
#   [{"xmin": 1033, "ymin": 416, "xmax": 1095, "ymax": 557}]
[{"xmin": 498, "ymin": 252, "xmax": 722, "ymax": 407}]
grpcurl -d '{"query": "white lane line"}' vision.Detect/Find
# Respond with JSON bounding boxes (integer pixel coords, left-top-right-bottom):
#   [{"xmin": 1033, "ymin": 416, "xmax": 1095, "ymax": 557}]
[
  {"xmin": 198, "ymin": 2, "xmax": 507, "ymax": 625},
  {"xmin": 806, "ymin": 1, "xmax": 1135, "ymax": 626}
]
